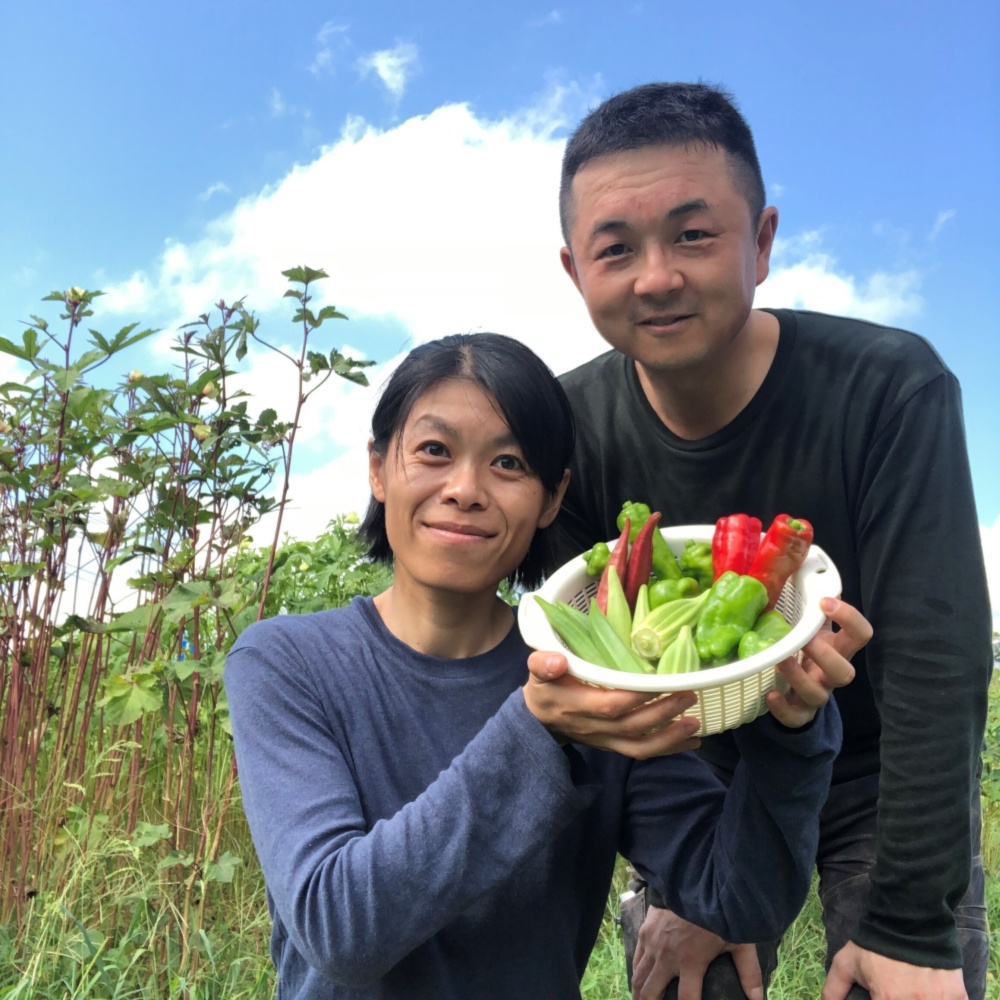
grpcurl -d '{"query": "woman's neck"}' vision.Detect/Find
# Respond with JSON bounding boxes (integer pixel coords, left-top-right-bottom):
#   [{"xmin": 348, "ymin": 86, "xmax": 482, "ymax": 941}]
[{"xmin": 373, "ymin": 581, "xmax": 514, "ymax": 659}]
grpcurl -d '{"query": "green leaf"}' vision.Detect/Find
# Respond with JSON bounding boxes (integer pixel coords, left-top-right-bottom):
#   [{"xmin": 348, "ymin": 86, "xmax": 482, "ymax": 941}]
[
  {"xmin": 98, "ymin": 671, "xmax": 163, "ymax": 726},
  {"xmin": 282, "ymin": 265, "xmax": 328, "ymax": 285},
  {"xmin": 0, "ymin": 336, "xmax": 31, "ymax": 361},
  {"xmin": 316, "ymin": 305, "xmax": 348, "ymax": 323},
  {"xmin": 130, "ymin": 821, "xmax": 172, "ymax": 848},
  {"xmin": 202, "ymin": 850, "xmax": 242, "ymax": 884},
  {"xmin": 307, "ymin": 351, "xmax": 329, "ymax": 374}
]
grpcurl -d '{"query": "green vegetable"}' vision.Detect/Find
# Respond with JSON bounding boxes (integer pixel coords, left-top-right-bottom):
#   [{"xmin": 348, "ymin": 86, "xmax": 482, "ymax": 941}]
[
  {"xmin": 630, "ymin": 590, "xmax": 710, "ymax": 661},
  {"xmin": 648, "ymin": 576, "xmax": 700, "ymax": 609},
  {"xmin": 604, "ymin": 565, "xmax": 633, "ymax": 646},
  {"xmin": 633, "ymin": 583, "xmax": 651, "ymax": 628},
  {"xmin": 655, "ymin": 624, "xmax": 700, "ymax": 675},
  {"xmin": 695, "ymin": 571, "xmax": 769, "ymax": 661},
  {"xmin": 737, "ymin": 609, "xmax": 793, "ymax": 659},
  {"xmin": 679, "ymin": 539, "xmax": 714, "ymax": 592},
  {"xmin": 617, "ymin": 501, "xmax": 682, "ymax": 581},
  {"xmin": 589, "ymin": 599, "xmax": 655, "ymax": 673},
  {"xmin": 533, "ymin": 596, "xmax": 605, "ymax": 665},
  {"xmin": 582, "ymin": 541, "xmax": 611, "ymax": 577}
]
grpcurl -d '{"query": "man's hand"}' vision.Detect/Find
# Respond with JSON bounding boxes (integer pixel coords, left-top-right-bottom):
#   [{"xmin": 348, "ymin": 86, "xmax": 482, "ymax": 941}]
[
  {"xmin": 765, "ymin": 598, "xmax": 872, "ymax": 728},
  {"xmin": 523, "ymin": 651, "xmax": 701, "ymax": 758},
  {"xmin": 823, "ymin": 941, "xmax": 967, "ymax": 1000},
  {"xmin": 631, "ymin": 907, "xmax": 763, "ymax": 1000}
]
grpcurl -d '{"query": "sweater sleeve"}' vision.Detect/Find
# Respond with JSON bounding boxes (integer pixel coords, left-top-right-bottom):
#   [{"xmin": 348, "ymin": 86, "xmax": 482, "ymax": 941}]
[
  {"xmin": 224, "ymin": 638, "xmax": 597, "ymax": 988},
  {"xmin": 848, "ymin": 373, "xmax": 992, "ymax": 967},
  {"xmin": 621, "ymin": 704, "xmax": 842, "ymax": 944}
]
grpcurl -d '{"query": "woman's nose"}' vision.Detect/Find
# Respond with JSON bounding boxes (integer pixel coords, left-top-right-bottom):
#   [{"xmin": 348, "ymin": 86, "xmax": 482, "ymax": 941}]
[{"xmin": 441, "ymin": 462, "xmax": 487, "ymax": 508}]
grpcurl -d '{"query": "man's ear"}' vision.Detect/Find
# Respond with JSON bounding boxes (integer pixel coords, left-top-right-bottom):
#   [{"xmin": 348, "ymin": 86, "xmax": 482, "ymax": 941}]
[
  {"xmin": 538, "ymin": 469, "xmax": 571, "ymax": 530},
  {"xmin": 560, "ymin": 246, "xmax": 583, "ymax": 294},
  {"xmin": 755, "ymin": 206, "xmax": 779, "ymax": 287},
  {"xmin": 368, "ymin": 438, "xmax": 386, "ymax": 503}
]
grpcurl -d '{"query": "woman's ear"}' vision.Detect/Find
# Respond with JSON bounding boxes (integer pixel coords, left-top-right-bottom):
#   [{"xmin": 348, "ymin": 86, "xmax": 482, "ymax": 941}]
[
  {"xmin": 368, "ymin": 438, "xmax": 386, "ymax": 503},
  {"xmin": 538, "ymin": 469, "xmax": 571, "ymax": 529}
]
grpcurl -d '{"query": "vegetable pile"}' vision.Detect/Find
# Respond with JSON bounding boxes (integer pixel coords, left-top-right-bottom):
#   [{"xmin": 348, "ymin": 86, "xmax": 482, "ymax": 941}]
[{"xmin": 535, "ymin": 502, "xmax": 815, "ymax": 675}]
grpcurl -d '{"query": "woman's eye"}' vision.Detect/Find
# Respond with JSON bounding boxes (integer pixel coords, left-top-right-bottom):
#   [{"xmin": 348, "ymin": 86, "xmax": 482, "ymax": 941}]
[
  {"xmin": 494, "ymin": 454, "xmax": 526, "ymax": 472},
  {"xmin": 598, "ymin": 242, "xmax": 630, "ymax": 259},
  {"xmin": 418, "ymin": 441, "xmax": 448, "ymax": 458},
  {"xmin": 678, "ymin": 229, "xmax": 708, "ymax": 243}
]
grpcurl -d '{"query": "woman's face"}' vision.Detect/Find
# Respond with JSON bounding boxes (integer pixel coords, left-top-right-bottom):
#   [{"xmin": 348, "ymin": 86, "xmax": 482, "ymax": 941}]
[{"xmin": 368, "ymin": 379, "xmax": 567, "ymax": 597}]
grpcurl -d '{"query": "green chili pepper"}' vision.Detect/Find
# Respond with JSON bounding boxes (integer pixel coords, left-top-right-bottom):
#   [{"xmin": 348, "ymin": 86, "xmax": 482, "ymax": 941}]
[
  {"xmin": 694, "ymin": 571, "xmax": 769, "ymax": 661},
  {"xmin": 737, "ymin": 609, "xmax": 793, "ymax": 659},
  {"xmin": 679, "ymin": 539, "xmax": 714, "ymax": 592},
  {"xmin": 648, "ymin": 576, "xmax": 700, "ymax": 609},
  {"xmin": 582, "ymin": 541, "xmax": 611, "ymax": 577},
  {"xmin": 617, "ymin": 501, "xmax": 682, "ymax": 581}
]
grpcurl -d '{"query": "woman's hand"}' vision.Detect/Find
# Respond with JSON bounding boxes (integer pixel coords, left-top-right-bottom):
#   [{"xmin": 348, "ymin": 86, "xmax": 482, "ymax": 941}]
[
  {"xmin": 765, "ymin": 597, "xmax": 871, "ymax": 728},
  {"xmin": 523, "ymin": 651, "xmax": 701, "ymax": 758}
]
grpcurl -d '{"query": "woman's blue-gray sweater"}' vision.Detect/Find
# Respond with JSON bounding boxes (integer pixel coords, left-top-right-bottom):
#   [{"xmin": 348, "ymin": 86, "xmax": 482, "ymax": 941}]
[{"xmin": 224, "ymin": 597, "xmax": 839, "ymax": 999}]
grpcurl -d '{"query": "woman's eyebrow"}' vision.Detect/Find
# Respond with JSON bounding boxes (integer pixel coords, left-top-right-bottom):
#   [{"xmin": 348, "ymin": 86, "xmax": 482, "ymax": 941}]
[{"xmin": 410, "ymin": 415, "xmax": 519, "ymax": 450}]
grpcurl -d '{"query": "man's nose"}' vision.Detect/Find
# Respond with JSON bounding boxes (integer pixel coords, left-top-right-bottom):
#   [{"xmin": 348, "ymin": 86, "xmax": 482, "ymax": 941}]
[{"xmin": 633, "ymin": 247, "xmax": 684, "ymax": 298}]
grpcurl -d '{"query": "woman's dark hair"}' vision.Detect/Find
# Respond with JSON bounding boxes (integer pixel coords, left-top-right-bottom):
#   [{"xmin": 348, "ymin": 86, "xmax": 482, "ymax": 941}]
[
  {"xmin": 559, "ymin": 81, "xmax": 766, "ymax": 243},
  {"xmin": 357, "ymin": 333, "xmax": 575, "ymax": 591}
]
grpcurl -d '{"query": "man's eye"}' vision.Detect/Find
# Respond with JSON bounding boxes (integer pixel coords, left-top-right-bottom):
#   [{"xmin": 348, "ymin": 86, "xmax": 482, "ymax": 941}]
[
  {"xmin": 678, "ymin": 229, "xmax": 708, "ymax": 243},
  {"xmin": 599, "ymin": 243, "xmax": 630, "ymax": 258}
]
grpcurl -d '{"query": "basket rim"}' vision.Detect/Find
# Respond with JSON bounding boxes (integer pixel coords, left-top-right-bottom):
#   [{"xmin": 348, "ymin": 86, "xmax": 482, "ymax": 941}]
[{"xmin": 518, "ymin": 524, "xmax": 842, "ymax": 693}]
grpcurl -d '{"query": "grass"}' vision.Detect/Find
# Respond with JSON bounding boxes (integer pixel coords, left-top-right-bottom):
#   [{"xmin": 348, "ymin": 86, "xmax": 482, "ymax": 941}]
[{"xmin": 3, "ymin": 680, "xmax": 998, "ymax": 998}]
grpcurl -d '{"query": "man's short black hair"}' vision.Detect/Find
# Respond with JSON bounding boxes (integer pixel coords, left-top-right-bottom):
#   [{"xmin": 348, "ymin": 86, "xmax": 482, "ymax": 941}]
[{"xmin": 559, "ymin": 82, "xmax": 766, "ymax": 244}]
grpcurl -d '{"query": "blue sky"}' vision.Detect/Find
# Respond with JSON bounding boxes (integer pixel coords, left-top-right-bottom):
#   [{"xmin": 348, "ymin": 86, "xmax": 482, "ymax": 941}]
[{"xmin": 2, "ymin": 0, "xmax": 999, "ymax": 619}]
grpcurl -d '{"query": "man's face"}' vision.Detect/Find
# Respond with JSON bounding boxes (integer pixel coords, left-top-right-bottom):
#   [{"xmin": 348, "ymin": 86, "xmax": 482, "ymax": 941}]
[{"xmin": 561, "ymin": 143, "xmax": 777, "ymax": 375}]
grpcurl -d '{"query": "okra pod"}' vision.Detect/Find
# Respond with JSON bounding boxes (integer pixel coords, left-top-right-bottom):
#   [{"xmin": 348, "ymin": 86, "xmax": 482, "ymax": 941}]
[
  {"xmin": 655, "ymin": 624, "xmax": 700, "ymax": 675},
  {"xmin": 604, "ymin": 565, "xmax": 633, "ymax": 646},
  {"xmin": 589, "ymin": 599, "xmax": 654, "ymax": 674},
  {"xmin": 533, "ymin": 596, "xmax": 606, "ymax": 666},
  {"xmin": 631, "ymin": 589, "xmax": 710, "ymax": 661}
]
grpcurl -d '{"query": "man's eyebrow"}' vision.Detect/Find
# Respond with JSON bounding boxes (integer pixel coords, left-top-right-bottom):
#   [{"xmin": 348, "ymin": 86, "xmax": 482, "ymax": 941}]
[{"xmin": 587, "ymin": 198, "xmax": 711, "ymax": 240}]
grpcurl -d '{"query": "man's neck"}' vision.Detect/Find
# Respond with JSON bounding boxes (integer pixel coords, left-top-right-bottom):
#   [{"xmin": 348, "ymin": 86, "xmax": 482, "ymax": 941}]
[{"xmin": 635, "ymin": 309, "xmax": 780, "ymax": 441}]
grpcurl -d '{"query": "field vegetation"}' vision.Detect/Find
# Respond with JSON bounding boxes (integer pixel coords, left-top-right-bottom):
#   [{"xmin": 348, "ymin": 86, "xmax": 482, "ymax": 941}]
[{"xmin": 1, "ymin": 278, "xmax": 996, "ymax": 997}]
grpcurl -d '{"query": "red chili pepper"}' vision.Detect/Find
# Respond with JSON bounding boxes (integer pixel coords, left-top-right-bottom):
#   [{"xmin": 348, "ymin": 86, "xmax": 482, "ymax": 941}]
[
  {"xmin": 711, "ymin": 513, "xmax": 762, "ymax": 580},
  {"xmin": 596, "ymin": 517, "xmax": 630, "ymax": 614},
  {"xmin": 623, "ymin": 511, "xmax": 661, "ymax": 612},
  {"xmin": 747, "ymin": 514, "xmax": 815, "ymax": 609}
]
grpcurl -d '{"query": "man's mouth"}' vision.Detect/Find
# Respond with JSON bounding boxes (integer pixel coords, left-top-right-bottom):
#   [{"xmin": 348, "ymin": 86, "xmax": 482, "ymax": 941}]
[{"xmin": 637, "ymin": 313, "xmax": 693, "ymax": 328}]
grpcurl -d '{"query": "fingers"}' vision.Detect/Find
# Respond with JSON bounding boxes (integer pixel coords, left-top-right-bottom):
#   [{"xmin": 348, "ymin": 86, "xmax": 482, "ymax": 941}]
[
  {"xmin": 526, "ymin": 649, "xmax": 571, "ymax": 682},
  {"xmin": 818, "ymin": 597, "xmax": 873, "ymax": 659},
  {"xmin": 730, "ymin": 943, "xmax": 764, "ymax": 1000}
]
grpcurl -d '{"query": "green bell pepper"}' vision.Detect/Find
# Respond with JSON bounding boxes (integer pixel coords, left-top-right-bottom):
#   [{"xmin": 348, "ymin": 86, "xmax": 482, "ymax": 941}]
[
  {"xmin": 695, "ymin": 571, "xmax": 769, "ymax": 660},
  {"xmin": 679, "ymin": 540, "xmax": 714, "ymax": 592},
  {"xmin": 737, "ymin": 609, "xmax": 793, "ymax": 659},
  {"xmin": 617, "ymin": 501, "xmax": 682, "ymax": 581}
]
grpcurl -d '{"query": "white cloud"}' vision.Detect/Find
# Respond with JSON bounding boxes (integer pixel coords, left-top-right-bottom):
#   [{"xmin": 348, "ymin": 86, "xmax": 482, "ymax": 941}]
[
  {"xmin": 357, "ymin": 42, "xmax": 419, "ymax": 99},
  {"xmin": 928, "ymin": 208, "xmax": 956, "ymax": 241},
  {"xmin": 198, "ymin": 181, "xmax": 230, "ymax": 202},
  {"xmin": 770, "ymin": 182, "xmax": 785, "ymax": 197},
  {"xmin": 310, "ymin": 21, "xmax": 349, "ymax": 77},
  {"xmin": 269, "ymin": 87, "xmax": 287, "ymax": 118},
  {"xmin": 982, "ymin": 515, "xmax": 1000, "ymax": 635},
  {"xmin": 528, "ymin": 10, "xmax": 562, "ymax": 27},
  {"xmin": 97, "ymin": 95, "xmax": 935, "ymax": 544},
  {"xmin": 760, "ymin": 235, "xmax": 923, "ymax": 325}
]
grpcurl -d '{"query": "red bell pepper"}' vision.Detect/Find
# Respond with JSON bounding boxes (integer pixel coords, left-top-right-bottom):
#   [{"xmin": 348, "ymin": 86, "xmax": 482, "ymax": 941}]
[
  {"xmin": 747, "ymin": 514, "xmax": 815, "ymax": 609},
  {"xmin": 623, "ymin": 511, "xmax": 661, "ymax": 611},
  {"xmin": 711, "ymin": 513, "xmax": 762, "ymax": 580},
  {"xmin": 596, "ymin": 517, "xmax": 630, "ymax": 613}
]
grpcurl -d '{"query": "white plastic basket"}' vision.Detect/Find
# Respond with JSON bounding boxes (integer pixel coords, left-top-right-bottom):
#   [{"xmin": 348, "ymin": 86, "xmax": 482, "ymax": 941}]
[{"xmin": 518, "ymin": 525, "xmax": 842, "ymax": 735}]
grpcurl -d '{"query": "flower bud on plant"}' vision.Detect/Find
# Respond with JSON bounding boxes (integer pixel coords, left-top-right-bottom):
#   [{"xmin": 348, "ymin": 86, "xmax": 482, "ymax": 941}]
[
  {"xmin": 127, "ymin": 370, "xmax": 144, "ymax": 383},
  {"xmin": 201, "ymin": 381, "xmax": 219, "ymax": 399},
  {"xmin": 192, "ymin": 424, "xmax": 212, "ymax": 442}
]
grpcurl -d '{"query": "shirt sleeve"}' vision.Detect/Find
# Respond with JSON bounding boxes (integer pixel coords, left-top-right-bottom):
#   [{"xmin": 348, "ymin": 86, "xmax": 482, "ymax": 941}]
[
  {"xmin": 620, "ymin": 704, "xmax": 842, "ymax": 944},
  {"xmin": 849, "ymin": 373, "xmax": 992, "ymax": 966},
  {"xmin": 224, "ymin": 636, "xmax": 597, "ymax": 988}
]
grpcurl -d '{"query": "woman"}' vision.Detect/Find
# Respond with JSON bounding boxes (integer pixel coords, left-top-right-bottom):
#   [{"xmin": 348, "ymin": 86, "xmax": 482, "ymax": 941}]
[{"xmin": 225, "ymin": 333, "xmax": 852, "ymax": 1000}]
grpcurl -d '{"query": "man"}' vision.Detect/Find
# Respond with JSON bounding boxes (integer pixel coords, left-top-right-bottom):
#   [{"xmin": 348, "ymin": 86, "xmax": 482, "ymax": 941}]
[{"xmin": 546, "ymin": 82, "xmax": 992, "ymax": 1000}]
